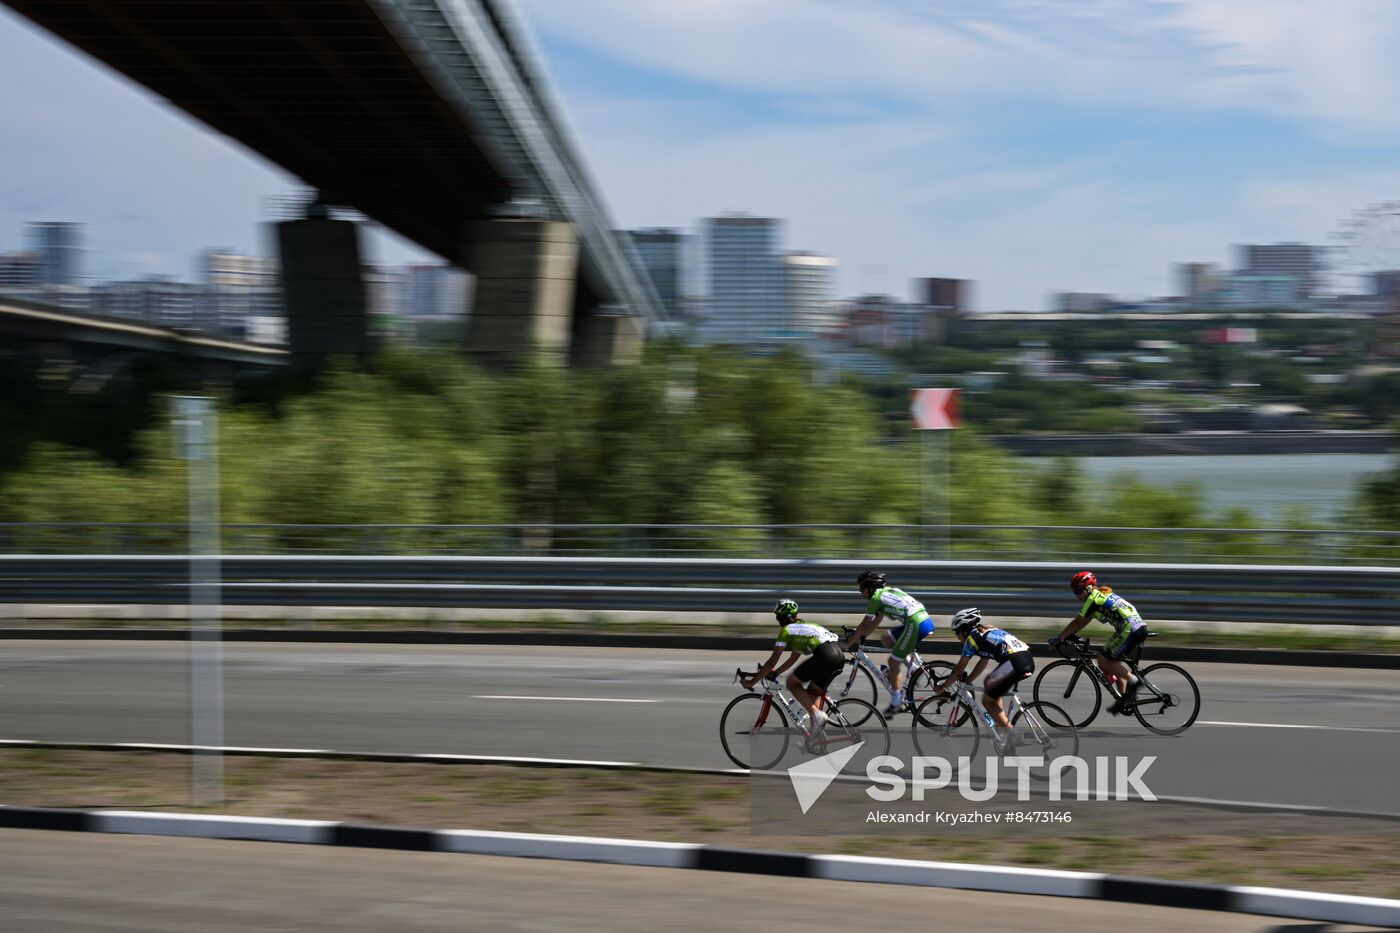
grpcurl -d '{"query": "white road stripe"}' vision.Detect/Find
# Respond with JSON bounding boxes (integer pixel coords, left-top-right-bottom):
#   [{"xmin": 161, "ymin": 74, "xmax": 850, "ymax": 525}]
[
  {"xmin": 1198, "ymin": 720, "xmax": 1398, "ymax": 733},
  {"xmin": 472, "ymin": 694, "xmax": 658, "ymax": 703}
]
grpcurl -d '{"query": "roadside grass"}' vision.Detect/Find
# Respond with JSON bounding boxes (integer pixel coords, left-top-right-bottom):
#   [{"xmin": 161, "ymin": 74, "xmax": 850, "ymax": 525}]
[{"xmin": 0, "ymin": 748, "xmax": 1394, "ymax": 899}]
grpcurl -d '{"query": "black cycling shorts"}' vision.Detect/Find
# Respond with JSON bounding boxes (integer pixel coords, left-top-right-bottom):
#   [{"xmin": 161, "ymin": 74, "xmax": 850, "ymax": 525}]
[
  {"xmin": 793, "ymin": 642, "xmax": 845, "ymax": 693},
  {"xmin": 983, "ymin": 651, "xmax": 1035, "ymax": 699}
]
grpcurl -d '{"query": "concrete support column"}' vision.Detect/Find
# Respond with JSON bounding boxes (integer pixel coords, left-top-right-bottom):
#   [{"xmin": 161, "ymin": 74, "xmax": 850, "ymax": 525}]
[
  {"xmin": 276, "ymin": 217, "xmax": 370, "ymax": 371},
  {"xmin": 463, "ymin": 219, "xmax": 577, "ymax": 366},
  {"xmin": 573, "ymin": 312, "xmax": 644, "ymax": 367}
]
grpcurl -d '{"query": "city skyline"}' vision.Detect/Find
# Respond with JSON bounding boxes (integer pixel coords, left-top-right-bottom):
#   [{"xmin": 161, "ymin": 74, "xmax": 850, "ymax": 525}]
[{"xmin": 5, "ymin": 2, "xmax": 1400, "ymax": 310}]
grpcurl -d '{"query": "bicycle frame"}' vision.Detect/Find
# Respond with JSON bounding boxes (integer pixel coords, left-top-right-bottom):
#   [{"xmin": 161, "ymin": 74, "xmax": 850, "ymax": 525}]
[
  {"xmin": 852, "ymin": 643, "xmax": 930, "ymax": 696},
  {"xmin": 828, "ymin": 633, "xmax": 937, "ymax": 705},
  {"xmin": 735, "ymin": 673, "xmax": 862, "ymax": 753},
  {"xmin": 943, "ymin": 679, "xmax": 1056, "ymax": 748},
  {"xmin": 1057, "ymin": 638, "xmax": 1169, "ymax": 710}
]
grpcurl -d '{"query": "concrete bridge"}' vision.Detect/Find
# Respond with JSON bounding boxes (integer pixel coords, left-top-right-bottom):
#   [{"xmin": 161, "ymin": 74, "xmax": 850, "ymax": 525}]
[
  {"xmin": 0, "ymin": 293, "xmax": 288, "ymax": 392},
  {"xmin": 5, "ymin": 0, "xmax": 664, "ymax": 367}
]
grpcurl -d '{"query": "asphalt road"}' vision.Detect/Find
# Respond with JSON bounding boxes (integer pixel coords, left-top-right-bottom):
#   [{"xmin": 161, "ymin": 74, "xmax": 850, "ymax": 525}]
[
  {"xmin": 0, "ymin": 829, "xmax": 1354, "ymax": 933},
  {"xmin": 1, "ymin": 642, "xmax": 1397, "ymax": 815}
]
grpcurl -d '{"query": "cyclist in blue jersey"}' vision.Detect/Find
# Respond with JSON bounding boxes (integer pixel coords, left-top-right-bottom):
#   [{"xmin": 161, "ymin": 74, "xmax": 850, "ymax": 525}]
[
  {"xmin": 1051, "ymin": 571, "xmax": 1147, "ymax": 714},
  {"xmin": 739, "ymin": 598, "xmax": 844, "ymax": 733},
  {"xmin": 936, "ymin": 608, "xmax": 1034, "ymax": 748},
  {"xmin": 840, "ymin": 570, "xmax": 937, "ymax": 718}
]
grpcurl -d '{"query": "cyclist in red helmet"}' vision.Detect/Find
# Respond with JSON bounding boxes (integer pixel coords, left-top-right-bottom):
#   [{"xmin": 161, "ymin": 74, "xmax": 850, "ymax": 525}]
[{"xmin": 1050, "ymin": 571, "xmax": 1148, "ymax": 714}]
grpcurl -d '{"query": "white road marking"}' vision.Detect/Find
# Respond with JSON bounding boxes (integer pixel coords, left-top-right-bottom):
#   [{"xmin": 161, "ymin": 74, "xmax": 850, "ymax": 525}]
[
  {"xmin": 472, "ymin": 694, "xmax": 659, "ymax": 704},
  {"xmin": 1198, "ymin": 720, "xmax": 1399, "ymax": 734}
]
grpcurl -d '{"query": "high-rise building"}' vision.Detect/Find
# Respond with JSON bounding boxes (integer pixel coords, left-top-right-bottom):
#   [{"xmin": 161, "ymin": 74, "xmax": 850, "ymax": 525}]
[
  {"xmin": 364, "ymin": 265, "xmax": 406, "ymax": 318},
  {"xmin": 1237, "ymin": 243, "xmax": 1322, "ymax": 300},
  {"xmin": 1054, "ymin": 292, "xmax": 1112, "ymax": 313},
  {"xmin": 198, "ymin": 249, "xmax": 279, "ymax": 338},
  {"xmin": 403, "ymin": 263, "xmax": 471, "ymax": 317},
  {"xmin": 26, "ymin": 221, "xmax": 83, "ymax": 288},
  {"xmin": 93, "ymin": 277, "xmax": 198, "ymax": 329},
  {"xmin": 703, "ymin": 214, "xmax": 783, "ymax": 343},
  {"xmin": 920, "ymin": 277, "xmax": 971, "ymax": 315},
  {"xmin": 1222, "ymin": 274, "xmax": 1304, "ymax": 310},
  {"xmin": 843, "ymin": 295, "xmax": 940, "ymax": 348},
  {"xmin": 1176, "ymin": 262, "xmax": 1223, "ymax": 309},
  {"xmin": 623, "ymin": 228, "xmax": 688, "ymax": 320},
  {"xmin": 0, "ymin": 251, "xmax": 40, "ymax": 294},
  {"xmin": 782, "ymin": 251, "xmax": 838, "ymax": 334},
  {"xmin": 1374, "ymin": 270, "xmax": 1400, "ymax": 310}
]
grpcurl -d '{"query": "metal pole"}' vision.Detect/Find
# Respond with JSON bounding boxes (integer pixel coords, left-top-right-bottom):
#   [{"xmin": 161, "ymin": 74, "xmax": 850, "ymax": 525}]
[
  {"xmin": 175, "ymin": 396, "xmax": 223, "ymax": 807},
  {"xmin": 940, "ymin": 429, "xmax": 951, "ymax": 560},
  {"xmin": 919, "ymin": 430, "xmax": 929, "ymax": 559}
]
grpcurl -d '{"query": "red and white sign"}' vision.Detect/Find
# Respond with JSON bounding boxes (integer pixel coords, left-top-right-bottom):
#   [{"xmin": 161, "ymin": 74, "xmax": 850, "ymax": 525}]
[{"xmin": 910, "ymin": 388, "xmax": 959, "ymax": 430}]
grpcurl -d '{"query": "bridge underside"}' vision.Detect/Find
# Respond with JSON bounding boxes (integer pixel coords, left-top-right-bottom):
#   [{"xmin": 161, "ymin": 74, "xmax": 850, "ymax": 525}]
[
  {"xmin": 7, "ymin": 0, "xmax": 626, "ymax": 362},
  {"xmin": 9, "ymin": 0, "xmax": 510, "ymax": 259}
]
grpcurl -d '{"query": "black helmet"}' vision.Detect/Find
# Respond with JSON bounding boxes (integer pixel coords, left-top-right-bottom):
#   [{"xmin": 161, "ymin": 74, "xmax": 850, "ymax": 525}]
[
  {"xmin": 856, "ymin": 570, "xmax": 887, "ymax": 591},
  {"xmin": 773, "ymin": 598, "xmax": 799, "ymax": 622}
]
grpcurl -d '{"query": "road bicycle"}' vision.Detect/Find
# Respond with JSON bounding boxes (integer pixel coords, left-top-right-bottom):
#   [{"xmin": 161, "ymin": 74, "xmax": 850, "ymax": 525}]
[
  {"xmin": 720, "ymin": 668, "xmax": 889, "ymax": 772},
  {"xmin": 911, "ymin": 674, "xmax": 1078, "ymax": 781},
  {"xmin": 1032, "ymin": 633, "xmax": 1200, "ymax": 734},
  {"xmin": 824, "ymin": 626, "xmax": 953, "ymax": 725}
]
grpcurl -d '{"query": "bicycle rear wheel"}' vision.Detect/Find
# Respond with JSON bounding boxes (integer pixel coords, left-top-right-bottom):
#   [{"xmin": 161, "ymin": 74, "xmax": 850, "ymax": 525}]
[
  {"xmin": 1032, "ymin": 660, "xmax": 1101, "ymax": 729},
  {"xmin": 828, "ymin": 699, "xmax": 890, "ymax": 774},
  {"xmin": 1008, "ymin": 701, "xmax": 1079, "ymax": 781},
  {"xmin": 826, "ymin": 663, "xmax": 878, "ymax": 724},
  {"xmin": 719, "ymin": 694, "xmax": 790, "ymax": 770},
  {"xmin": 911, "ymin": 694, "xmax": 982, "ymax": 766},
  {"xmin": 1132, "ymin": 663, "xmax": 1200, "ymax": 735}
]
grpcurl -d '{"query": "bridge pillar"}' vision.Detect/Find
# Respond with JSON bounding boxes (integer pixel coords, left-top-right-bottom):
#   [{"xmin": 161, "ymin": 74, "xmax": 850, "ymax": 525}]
[
  {"xmin": 463, "ymin": 219, "xmax": 577, "ymax": 366},
  {"xmin": 573, "ymin": 312, "xmax": 644, "ymax": 367},
  {"xmin": 276, "ymin": 215, "xmax": 371, "ymax": 370}
]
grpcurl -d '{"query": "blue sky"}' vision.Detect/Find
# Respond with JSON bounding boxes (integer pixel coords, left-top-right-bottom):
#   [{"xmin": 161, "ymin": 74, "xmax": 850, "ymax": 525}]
[{"xmin": 4, "ymin": 0, "xmax": 1400, "ymax": 309}]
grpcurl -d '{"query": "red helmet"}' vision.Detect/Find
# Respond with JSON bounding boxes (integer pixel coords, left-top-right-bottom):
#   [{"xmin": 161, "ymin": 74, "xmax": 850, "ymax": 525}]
[{"xmin": 1070, "ymin": 571, "xmax": 1097, "ymax": 595}]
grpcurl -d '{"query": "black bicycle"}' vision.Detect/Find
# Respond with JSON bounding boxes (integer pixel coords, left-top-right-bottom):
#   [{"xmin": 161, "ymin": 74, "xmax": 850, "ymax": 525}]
[{"xmin": 1032, "ymin": 633, "xmax": 1200, "ymax": 735}]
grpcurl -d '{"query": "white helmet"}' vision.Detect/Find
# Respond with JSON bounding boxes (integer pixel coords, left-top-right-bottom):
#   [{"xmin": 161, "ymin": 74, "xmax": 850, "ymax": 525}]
[{"xmin": 952, "ymin": 607, "xmax": 982, "ymax": 636}]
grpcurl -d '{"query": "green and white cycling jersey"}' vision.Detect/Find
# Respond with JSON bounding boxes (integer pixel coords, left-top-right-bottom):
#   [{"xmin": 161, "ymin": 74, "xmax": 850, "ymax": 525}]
[
  {"xmin": 865, "ymin": 586, "xmax": 930, "ymax": 627},
  {"xmin": 775, "ymin": 621, "xmax": 840, "ymax": 655}
]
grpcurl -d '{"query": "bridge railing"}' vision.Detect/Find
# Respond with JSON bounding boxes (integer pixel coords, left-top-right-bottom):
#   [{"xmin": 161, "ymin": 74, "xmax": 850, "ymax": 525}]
[
  {"xmin": 1, "ymin": 522, "xmax": 1398, "ymax": 566},
  {"xmin": 0, "ymin": 554, "xmax": 1395, "ymax": 625}
]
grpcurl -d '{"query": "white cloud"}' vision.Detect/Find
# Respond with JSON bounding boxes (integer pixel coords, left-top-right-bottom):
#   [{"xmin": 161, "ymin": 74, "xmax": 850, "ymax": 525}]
[{"xmin": 522, "ymin": 0, "xmax": 1400, "ymax": 135}]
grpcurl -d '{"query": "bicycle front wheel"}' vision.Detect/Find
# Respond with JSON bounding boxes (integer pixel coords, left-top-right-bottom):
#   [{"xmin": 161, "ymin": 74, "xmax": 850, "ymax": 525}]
[
  {"xmin": 719, "ymin": 694, "xmax": 790, "ymax": 771},
  {"xmin": 826, "ymin": 663, "xmax": 878, "ymax": 724},
  {"xmin": 1008, "ymin": 701, "xmax": 1079, "ymax": 781},
  {"xmin": 906, "ymin": 660, "xmax": 954, "ymax": 710},
  {"xmin": 829, "ymin": 698, "xmax": 890, "ymax": 774},
  {"xmin": 1132, "ymin": 663, "xmax": 1200, "ymax": 735},
  {"xmin": 911, "ymin": 694, "xmax": 982, "ymax": 766},
  {"xmin": 1033, "ymin": 660, "xmax": 1102, "ymax": 729}
]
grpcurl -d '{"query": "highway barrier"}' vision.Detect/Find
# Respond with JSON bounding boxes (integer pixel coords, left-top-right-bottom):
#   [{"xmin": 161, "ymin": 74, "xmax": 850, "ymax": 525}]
[{"xmin": 1, "ymin": 555, "xmax": 1396, "ymax": 625}]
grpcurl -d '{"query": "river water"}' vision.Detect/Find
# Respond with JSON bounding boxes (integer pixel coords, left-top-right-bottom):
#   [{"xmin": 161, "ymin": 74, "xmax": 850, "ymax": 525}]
[{"xmin": 1025, "ymin": 453, "xmax": 1393, "ymax": 523}]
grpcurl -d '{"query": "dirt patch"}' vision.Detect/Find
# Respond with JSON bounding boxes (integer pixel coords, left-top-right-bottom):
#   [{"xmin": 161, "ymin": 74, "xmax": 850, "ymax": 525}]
[{"xmin": 2, "ymin": 748, "xmax": 1396, "ymax": 898}]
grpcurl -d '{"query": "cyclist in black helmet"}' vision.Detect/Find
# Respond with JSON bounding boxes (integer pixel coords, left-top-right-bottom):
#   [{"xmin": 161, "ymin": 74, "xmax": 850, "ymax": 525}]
[{"xmin": 841, "ymin": 570, "xmax": 937, "ymax": 718}]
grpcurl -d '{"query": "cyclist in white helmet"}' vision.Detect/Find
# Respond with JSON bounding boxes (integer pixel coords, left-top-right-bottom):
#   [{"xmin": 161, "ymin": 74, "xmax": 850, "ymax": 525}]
[{"xmin": 936, "ymin": 608, "xmax": 1034, "ymax": 749}]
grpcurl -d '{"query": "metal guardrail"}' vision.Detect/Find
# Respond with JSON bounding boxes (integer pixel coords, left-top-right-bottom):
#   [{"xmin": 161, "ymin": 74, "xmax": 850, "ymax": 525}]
[
  {"xmin": 1, "ymin": 555, "xmax": 1396, "ymax": 625},
  {"xmin": 2, "ymin": 522, "xmax": 1399, "ymax": 566}
]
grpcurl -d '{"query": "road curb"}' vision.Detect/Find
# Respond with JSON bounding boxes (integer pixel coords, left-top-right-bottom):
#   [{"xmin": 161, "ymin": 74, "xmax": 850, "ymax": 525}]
[
  {"xmin": 1, "ymin": 805, "xmax": 1396, "ymax": 926},
  {"xmin": 0, "ymin": 628, "xmax": 1395, "ymax": 668}
]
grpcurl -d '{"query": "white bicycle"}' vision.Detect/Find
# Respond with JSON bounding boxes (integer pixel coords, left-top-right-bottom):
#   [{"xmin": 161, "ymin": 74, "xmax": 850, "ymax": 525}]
[{"xmin": 825, "ymin": 626, "xmax": 953, "ymax": 726}]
